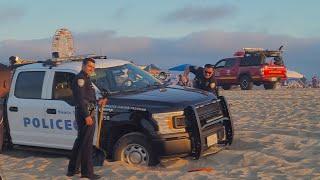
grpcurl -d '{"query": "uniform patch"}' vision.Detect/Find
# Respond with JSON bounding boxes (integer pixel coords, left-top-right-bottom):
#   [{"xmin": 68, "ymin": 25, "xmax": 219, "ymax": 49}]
[
  {"xmin": 210, "ymin": 83, "xmax": 216, "ymax": 89},
  {"xmin": 78, "ymin": 79, "xmax": 85, "ymax": 87}
]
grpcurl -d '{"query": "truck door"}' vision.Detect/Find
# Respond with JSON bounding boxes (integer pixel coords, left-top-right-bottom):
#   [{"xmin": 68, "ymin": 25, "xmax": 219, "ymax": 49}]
[
  {"xmin": 6, "ymin": 70, "xmax": 48, "ymax": 147},
  {"xmin": 224, "ymin": 58, "xmax": 238, "ymax": 84},
  {"xmin": 44, "ymin": 71, "xmax": 77, "ymax": 150},
  {"xmin": 239, "ymin": 55, "xmax": 263, "ymax": 80},
  {"xmin": 214, "ymin": 59, "xmax": 226, "ymax": 85}
]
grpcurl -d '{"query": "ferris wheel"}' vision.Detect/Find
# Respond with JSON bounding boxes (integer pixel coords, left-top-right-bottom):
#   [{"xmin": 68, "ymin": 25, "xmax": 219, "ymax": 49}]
[{"xmin": 52, "ymin": 28, "xmax": 75, "ymax": 58}]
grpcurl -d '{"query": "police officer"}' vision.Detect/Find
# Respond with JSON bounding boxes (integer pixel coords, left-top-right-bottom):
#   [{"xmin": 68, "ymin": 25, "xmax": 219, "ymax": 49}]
[
  {"xmin": 67, "ymin": 58, "xmax": 107, "ymax": 179},
  {"xmin": 182, "ymin": 64, "xmax": 219, "ymax": 95}
]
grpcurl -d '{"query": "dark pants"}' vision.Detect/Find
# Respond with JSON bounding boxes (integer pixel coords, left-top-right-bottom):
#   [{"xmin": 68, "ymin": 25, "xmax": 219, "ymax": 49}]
[{"xmin": 68, "ymin": 111, "xmax": 95, "ymax": 176}]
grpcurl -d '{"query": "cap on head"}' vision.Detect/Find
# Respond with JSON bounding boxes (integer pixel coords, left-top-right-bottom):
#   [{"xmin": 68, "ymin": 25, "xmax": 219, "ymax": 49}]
[
  {"xmin": 83, "ymin": 58, "xmax": 95, "ymax": 66},
  {"xmin": 204, "ymin": 64, "xmax": 214, "ymax": 69}
]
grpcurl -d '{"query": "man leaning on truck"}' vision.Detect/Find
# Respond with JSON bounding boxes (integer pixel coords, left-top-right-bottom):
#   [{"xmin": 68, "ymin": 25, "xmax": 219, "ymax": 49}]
[
  {"xmin": 182, "ymin": 64, "xmax": 219, "ymax": 95},
  {"xmin": 67, "ymin": 58, "xmax": 107, "ymax": 179}
]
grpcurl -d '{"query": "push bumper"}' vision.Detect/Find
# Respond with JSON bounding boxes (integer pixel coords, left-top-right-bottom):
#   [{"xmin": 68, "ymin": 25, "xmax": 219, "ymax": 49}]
[{"xmin": 152, "ymin": 123, "xmax": 226, "ymax": 157}]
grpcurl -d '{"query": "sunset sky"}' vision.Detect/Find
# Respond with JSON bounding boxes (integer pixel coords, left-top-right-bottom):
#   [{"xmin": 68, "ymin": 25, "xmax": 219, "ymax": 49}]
[{"xmin": 1, "ymin": 0, "xmax": 319, "ymax": 78}]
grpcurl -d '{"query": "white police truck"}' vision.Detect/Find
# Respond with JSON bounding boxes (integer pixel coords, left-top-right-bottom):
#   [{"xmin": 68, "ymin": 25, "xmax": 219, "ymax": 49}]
[{"xmin": 0, "ymin": 56, "xmax": 234, "ymax": 166}]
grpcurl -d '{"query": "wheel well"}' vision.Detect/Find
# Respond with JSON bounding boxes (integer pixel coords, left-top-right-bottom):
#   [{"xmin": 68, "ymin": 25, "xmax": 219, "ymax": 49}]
[
  {"xmin": 238, "ymin": 73, "xmax": 251, "ymax": 81},
  {"xmin": 104, "ymin": 123, "xmax": 150, "ymax": 160},
  {"xmin": 115, "ymin": 125, "xmax": 140, "ymax": 141}
]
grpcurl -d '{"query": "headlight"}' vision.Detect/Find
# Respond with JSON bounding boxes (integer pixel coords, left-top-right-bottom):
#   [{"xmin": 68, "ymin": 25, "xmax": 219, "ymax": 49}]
[{"xmin": 152, "ymin": 111, "xmax": 186, "ymax": 134}]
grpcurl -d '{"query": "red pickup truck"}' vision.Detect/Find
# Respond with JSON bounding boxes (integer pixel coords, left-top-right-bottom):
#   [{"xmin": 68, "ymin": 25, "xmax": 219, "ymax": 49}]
[{"xmin": 214, "ymin": 47, "xmax": 287, "ymax": 90}]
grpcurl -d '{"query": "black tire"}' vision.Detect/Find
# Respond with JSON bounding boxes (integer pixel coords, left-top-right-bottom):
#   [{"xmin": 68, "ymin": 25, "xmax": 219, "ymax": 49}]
[
  {"xmin": 263, "ymin": 84, "xmax": 271, "ymax": 89},
  {"xmin": 113, "ymin": 132, "xmax": 159, "ymax": 166},
  {"xmin": 239, "ymin": 75, "xmax": 253, "ymax": 90},
  {"xmin": 222, "ymin": 85, "xmax": 232, "ymax": 90},
  {"xmin": 264, "ymin": 82, "xmax": 279, "ymax": 90}
]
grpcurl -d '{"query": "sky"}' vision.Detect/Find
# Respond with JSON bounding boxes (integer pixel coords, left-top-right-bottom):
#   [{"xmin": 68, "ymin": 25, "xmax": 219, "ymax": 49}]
[{"xmin": 0, "ymin": 0, "xmax": 320, "ymax": 78}]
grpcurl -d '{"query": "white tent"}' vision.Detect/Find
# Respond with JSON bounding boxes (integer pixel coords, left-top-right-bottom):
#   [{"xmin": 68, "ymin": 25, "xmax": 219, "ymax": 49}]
[{"xmin": 286, "ymin": 70, "xmax": 304, "ymax": 79}]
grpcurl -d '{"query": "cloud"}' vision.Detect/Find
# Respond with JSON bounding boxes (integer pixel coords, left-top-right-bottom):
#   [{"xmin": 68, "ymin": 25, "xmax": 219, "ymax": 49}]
[
  {"xmin": 1, "ymin": 30, "xmax": 319, "ymax": 78},
  {"xmin": 0, "ymin": 7, "xmax": 26, "ymax": 23},
  {"xmin": 163, "ymin": 5, "xmax": 236, "ymax": 23}
]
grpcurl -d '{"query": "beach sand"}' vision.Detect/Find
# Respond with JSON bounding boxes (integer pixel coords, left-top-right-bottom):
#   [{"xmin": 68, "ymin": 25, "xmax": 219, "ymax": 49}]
[{"xmin": 1, "ymin": 88, "xmax": 320, "ymax": 179}]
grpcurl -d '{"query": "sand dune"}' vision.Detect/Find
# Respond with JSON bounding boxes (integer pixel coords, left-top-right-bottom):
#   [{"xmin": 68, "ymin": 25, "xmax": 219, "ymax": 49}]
[{"xmin": 1, "ymin": 89, "xmax": 320, "ymax": 179}]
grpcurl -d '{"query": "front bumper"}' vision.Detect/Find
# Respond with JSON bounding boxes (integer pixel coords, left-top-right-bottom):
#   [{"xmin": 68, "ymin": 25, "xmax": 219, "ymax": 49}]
[
  {"xmin": 252, "ymin": 75, "xmax": 287, "ymax": 82},
  {"xmin": 153, "ymin": 97, "xmax": 233, "ymax": 158},
  {"xmin": 152, "ymin": 117, "xmax": 230, "ymax": 157}
]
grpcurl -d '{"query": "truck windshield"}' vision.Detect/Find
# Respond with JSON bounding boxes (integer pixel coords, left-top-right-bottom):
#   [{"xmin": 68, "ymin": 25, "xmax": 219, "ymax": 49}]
[{"xmin": 92, "ymin": 63, "xmax": 163, "ymax": 94}]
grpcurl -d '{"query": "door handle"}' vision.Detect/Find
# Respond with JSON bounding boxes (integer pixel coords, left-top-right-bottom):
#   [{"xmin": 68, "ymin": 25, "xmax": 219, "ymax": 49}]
[
  {"xmin": 46, "ymin": 109, "xmax": 56, "ymax": 114},
  {"xmin": 9, "ymin": 106, "xmax": 18, "ymax": 112}
]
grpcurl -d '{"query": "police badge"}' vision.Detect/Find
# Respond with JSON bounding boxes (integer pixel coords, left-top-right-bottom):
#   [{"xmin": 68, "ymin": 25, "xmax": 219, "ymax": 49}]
[{"xmin": 78, "ymin": 79, "xmax": 85, "ymax": 87}]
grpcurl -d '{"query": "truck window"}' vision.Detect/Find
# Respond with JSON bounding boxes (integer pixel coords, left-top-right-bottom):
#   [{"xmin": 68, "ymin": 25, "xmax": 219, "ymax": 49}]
[
  {"xmin": 240, "ymin": 55, "xmax": 264, "ymax": 66},
  {"xmin": 52, "ymin": 72, "xmax": 75, "ymax": 105},
  {"xmin": 225, "ymin": 59, "xmax": 236, "ymax": 68},
  {"xmin": 215, "ymin": 60, "xmax": 226, "ymax": 68},
  {"xmin": 14, "ymin": 71, "xmax": 45, "ymax": 99},
  {"xmin": 93, "ymin": 64, "xmax": 160, "ymax": 93}
]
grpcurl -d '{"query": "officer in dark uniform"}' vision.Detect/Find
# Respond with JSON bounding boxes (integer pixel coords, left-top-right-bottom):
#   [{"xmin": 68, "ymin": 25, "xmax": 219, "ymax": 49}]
[
  {"xmin": 182, "ymin": 64, "xmax": 219, "ymax": 95},
  {"xmin": 67, "ymin": 58, "xmax": 107, "ymax": 179}
]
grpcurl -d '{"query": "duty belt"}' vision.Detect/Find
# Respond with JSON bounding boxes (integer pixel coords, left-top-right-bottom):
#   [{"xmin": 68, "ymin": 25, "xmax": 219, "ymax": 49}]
[
  {"xmin": 75, "ymin": 103, "xmax": 96, "ymax": 114},
  {"xmin": 88, "ymin": 103, "xmax": 96, "ymax": 112}
]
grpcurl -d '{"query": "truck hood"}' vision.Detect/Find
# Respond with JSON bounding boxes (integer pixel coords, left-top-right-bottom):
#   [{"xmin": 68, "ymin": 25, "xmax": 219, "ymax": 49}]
[{"xmin": 108, "ymin": 85, "xmax": 216, "ymax": 112}]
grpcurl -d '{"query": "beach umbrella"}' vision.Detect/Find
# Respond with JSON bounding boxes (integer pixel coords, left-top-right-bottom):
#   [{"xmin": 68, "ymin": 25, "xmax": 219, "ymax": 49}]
[
  {"xmin": 168, "ymin": 64, "xmax": 192, "ymax": 71},
  {"xmin": 286, "ymin": 70, "xmax": 304, "ymax": 79}
]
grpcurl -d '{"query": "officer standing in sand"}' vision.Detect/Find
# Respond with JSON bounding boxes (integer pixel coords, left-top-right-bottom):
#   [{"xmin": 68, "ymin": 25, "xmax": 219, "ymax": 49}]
[
  {"xmin": 181, "ymin": 64, "xmax": 219, "ymax": 95},
  {"xmin": 67, "ymin": 58, "xmax": 107, "ymax": 179}
]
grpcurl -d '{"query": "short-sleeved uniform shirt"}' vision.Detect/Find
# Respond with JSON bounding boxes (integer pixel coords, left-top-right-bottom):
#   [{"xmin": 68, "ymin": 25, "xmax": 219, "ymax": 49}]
[{"xmin": 72, "ymin": 70, "xmax": 96, "ymax": 118}]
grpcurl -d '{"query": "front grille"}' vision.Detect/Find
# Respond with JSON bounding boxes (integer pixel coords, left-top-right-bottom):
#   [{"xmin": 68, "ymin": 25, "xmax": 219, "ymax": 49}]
[{"xmin": 196, "ymin": 101, "xmax": 223, "ymax": 127}]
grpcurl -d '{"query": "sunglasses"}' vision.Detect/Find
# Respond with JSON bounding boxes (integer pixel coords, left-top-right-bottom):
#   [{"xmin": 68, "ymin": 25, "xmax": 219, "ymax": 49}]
[{"xmin": 204, "ymin": 71, "xmax": 213, "ymax": 75}]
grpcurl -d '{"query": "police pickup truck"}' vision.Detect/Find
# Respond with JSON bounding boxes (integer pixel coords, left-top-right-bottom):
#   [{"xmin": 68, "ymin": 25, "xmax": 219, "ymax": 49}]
[{"xmin": 0, "ymin": 56, "xmax": 233, "ymax": 166}]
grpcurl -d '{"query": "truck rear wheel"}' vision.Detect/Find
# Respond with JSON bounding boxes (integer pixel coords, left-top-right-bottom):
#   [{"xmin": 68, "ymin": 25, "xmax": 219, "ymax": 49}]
[
  {"xmin": 240, "ymin": 75, "xmax": 253, "ymax": 90},
  {"xmin": 113, "ymin": 132, "xmax": 159, "ymax": 166},
  {"xmin": 264, "ymin": 82, "xmax": 279, "ymax": 90},
  {"xmin": 222, "ymin": 85, "xmax": 232, "ymax": 90}
]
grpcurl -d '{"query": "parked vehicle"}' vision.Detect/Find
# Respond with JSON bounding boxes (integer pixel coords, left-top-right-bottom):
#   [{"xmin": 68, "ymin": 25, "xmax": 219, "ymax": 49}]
[
  {"xmin": 215, "ymin": 47, "xmax": 287, "ymax": 90},
  {"xmin": 141, "ymin": 64, "xmax": 170, "ymax": 81},
  {"xmin": 0, "ymin": 56, "xmax": 234, "ymax": 166}
]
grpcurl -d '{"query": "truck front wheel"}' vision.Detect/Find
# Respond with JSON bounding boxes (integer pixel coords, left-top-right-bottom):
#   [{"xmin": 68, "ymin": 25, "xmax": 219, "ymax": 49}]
[
  {"xmin": 240, "ymin": 75, "xmax": 253, "ymax": 90},
  {"xmin": 113, "ymin": 132, "xmax": 159, "ymax": 166}
]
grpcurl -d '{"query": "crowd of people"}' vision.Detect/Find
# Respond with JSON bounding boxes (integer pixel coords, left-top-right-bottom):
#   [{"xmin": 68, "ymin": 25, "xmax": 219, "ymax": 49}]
[{"xmin": 283, "ymin": 74, "xmax": 319, "ymax": 89}]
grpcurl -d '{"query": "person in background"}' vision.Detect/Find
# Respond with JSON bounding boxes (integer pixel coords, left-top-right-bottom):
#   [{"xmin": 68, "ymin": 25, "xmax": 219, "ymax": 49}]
[{"xmin": 182, "ymin": 64, "xmax": 219, "ymax": 95}]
